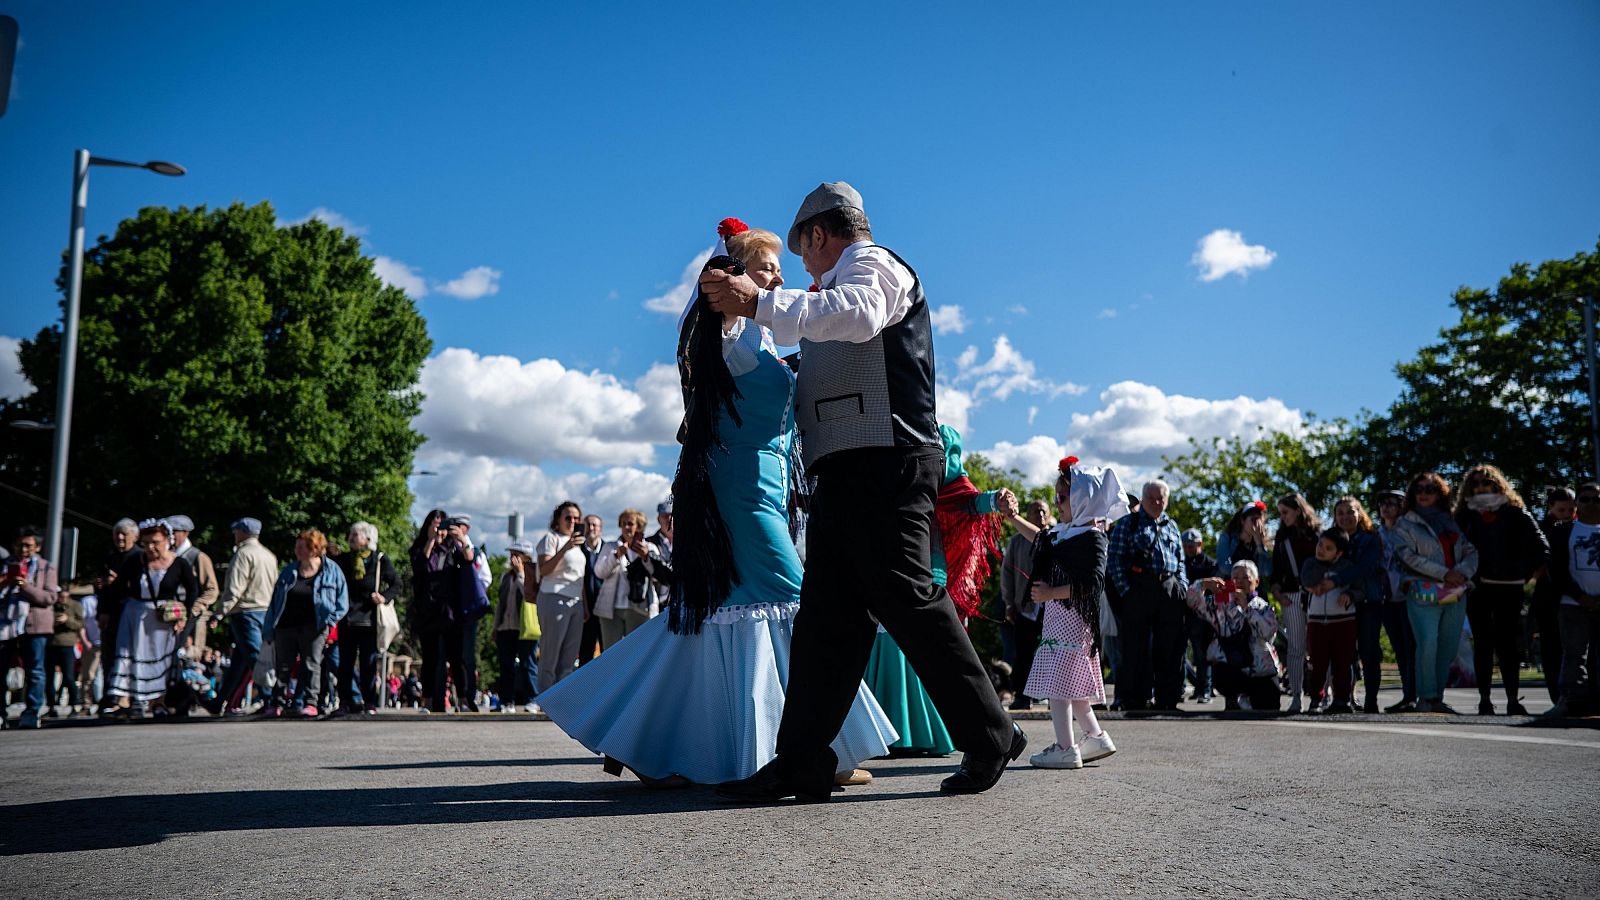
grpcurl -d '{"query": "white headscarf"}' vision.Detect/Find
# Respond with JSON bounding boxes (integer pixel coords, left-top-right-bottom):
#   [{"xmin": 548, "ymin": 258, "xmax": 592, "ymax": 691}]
[{"xmin": 1047, "ymin": 464, "xmax": 1130, "ymax": 544}]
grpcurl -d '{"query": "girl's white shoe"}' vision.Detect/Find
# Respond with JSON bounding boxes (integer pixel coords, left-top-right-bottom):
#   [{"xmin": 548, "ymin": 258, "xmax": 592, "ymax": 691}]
[
  {"xmin": 1078, "ymin": 731, "xmax": 1117, "ymax": 763},
  {"xmin": 1029, "ymin": 742, "xmax": 1083, "ymax": 769}
]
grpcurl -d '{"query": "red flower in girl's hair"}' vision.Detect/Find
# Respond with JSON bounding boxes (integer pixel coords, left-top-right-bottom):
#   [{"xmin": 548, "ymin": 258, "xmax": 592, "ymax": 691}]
[
  {"xmin": 1058, "ymin": 455, "xmax": 1080, "ymax": 475},
  {"xmin": 717, "ymin": 218, "xmax": 749, "ymax": 238}
]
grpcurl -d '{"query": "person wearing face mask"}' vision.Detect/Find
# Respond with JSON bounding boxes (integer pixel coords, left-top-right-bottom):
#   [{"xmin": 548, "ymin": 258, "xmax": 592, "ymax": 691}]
[
  {"xmin": 539, "ymin": 219, "xmax": 895, "ymax": 792},
  {"xmin": 1531, "ymin": 487, "xmax": 1577, "ymax": 702},
  {"xmin": 1455, "ymin": 465, "xmax": 1548, "ymax": 716},
  {"xmin": 1004, "ymin": 458, "xmax": 1126, "ymax": 769},
  {"xmin": 1391, "ymin": 472, "xmax": 1479, "ymax": 714},
  {"xmin": 1542, "ymin": 482, "xmax": 1600, "ymax": 718}
]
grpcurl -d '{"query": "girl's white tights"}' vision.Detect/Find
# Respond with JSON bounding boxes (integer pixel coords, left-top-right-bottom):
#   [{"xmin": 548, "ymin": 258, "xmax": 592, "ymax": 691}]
[{"xmin": 1050, "ymin": 698, "xmax": 1103, "ymax": 748}]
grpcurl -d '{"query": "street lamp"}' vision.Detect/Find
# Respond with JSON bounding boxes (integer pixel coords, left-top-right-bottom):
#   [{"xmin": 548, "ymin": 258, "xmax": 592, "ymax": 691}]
[{"xmin": 43, "ymin": 149, "xmax": 185, "ymax": 568}]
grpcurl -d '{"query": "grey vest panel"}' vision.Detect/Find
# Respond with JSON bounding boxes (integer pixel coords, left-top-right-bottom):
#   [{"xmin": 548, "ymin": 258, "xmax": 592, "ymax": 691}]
[{"xmin": 793, "ymin": 245, "xmax": 940, "ymax": 467}]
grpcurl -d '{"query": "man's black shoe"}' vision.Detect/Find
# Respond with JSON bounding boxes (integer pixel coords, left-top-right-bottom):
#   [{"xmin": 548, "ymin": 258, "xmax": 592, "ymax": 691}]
[
  {"xmin": 940, "ymin": 723, "xmax": 1026, "ymax": 795},
  {"xmin": 1384, "ymin": 699, "xmax": 1417, "ymax": 714},
  {"xmin": 715, "ymin": 752, "xmax": 835, "ymax": 804}
]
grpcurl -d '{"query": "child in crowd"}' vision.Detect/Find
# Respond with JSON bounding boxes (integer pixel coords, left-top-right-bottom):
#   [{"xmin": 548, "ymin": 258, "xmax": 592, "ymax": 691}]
[
  {"xmin": 1300, "ymin": 529, "xmax": 1362, "ymax": 714},
  {"xmin": 1187, "ymin": 561, "xmax": 1282, "ymax": 711},
  {"xmin": 1005, "ymin": 457, "xmax": 1128, "ymax": 769}
]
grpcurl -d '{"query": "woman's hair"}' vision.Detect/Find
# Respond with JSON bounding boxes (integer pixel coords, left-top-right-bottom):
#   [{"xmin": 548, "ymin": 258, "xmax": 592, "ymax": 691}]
[
  {"xmin": 1231, "ymin": 560, "xmax": 1259, "ymax": 581},
  {"xmin": 549, "ymin": 501, "xmax": 581, "ymax": 532},
  {"xmin": 297, "ymin": 528, "xmax": 328, "ymax": 557},
  {"xmin": 1333, "ymin": 496, "xmax": 1375, "ymax": 534},
  {"xmin": 1224, "ymin": 502, "xmax": 1267, "ymax": 538},
  {"xmin": 1457, "ymin": 464, "xmax": 1525, "ymax": 509},
  {"xmin": 112, "ymin": 518, "xmax": 139, "ymax": 537},
  {"xmin": 1276, "ymin": 492, "xmax": 1323, "ymax": 533},
  {"xmin": 617, "ymin": 508, "xmax": 647, "ymax": 530},
  {"xmin": 1318, "ymin": 527, "xmax": 1351, "ymax": 556},
  {"xmin": 411, "ymin": 509, "xmax": 447, "ymax": 554},
  {"xmin": 726, "ymin": 228, "xmax": 782, "ymax": 264},
  {"xmin": 1404, "ymin": 472, "xmax": 1452, "ymax": 513},
  {"xmin": 349, "ymin": 521, "xmax": 379, "ymax": 550}
]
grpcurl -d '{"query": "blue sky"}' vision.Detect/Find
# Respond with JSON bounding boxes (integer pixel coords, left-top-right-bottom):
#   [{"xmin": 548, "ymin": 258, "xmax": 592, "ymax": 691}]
[{"xmin": 3, "ymin": 2, "xmax": 1598, "ymax": 545}]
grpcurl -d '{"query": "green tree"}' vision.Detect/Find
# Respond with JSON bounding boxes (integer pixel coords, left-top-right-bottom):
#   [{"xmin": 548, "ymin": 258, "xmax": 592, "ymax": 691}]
[
  {"xmin": 1355, "ymin": 239, "xmax": 1600, "ymax": 498},
  {"xmin": 0, "ymin": 202, "xmax": 431, "ymax": 565},
  {"xmin": 1162, "ymin": 415, "xmax": 1369, "ymax": 543}
]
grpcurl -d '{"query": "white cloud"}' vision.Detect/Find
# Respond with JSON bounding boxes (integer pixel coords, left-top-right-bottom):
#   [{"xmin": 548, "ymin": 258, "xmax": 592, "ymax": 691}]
[
  {"xmin": 1068, "ymin": 380, "xmax": 1303, "ymax": 471},
  {"xmin": 0, "ymin": 336, "xmax": 32, "ymax": 400},
  {"xmin": 951, "ymin": 335, "xmax": 1087, "ymax": 403},
  {"xmin": 414, "ymin": 348, "xmax": 682, "ymax": 468},
  {"xmin": 644, "ymin": 247, "xmax": 715, "ymax": 315},
  {"xmin": 1008, "ymin": 304, "xmax": 1029, "ymax": 316},
  {"xmin": 435, "ymin": 266, "xmax": 502, "ymax": 301},
  {"xmin": 282, "ymin": 207, "xmax": 368, "ymax": 236},
  {"xmin": 1027, "ymin": 406, "xmax": 1039, "ymax": 426},
  {"xmin": 412, "ymin": 450, "xmax": 671, "ymax": 549},
  {"xmin": 373, "ymin": 256, "xmax": 427, "ymax": 296},
  {"xmin": 978, "ymin": 435, "xmax": 1069, "ymax": 487},
  {"xmin": 1098, "ymin": 308, "xmax": 1118, "ymax": 319},
  {"xmin": 935, "ymin": 383, "xmax": 974, "ymax": 435},
  {"xmin": 1191, "ymin": 228, "xmax": 1276, "ymax": 282},
  {"xmin": 929, "ymin": 304, "xmax": 969, "ymax": 335}
]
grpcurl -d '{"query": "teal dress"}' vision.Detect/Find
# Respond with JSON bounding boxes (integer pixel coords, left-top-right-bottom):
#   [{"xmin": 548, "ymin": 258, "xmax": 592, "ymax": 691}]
[
  {"xmin": 863, "ymin": 425, "xmax": 997, "ymax": 755},
  {"xmin": 538, "ymin": 324, "xmax": 897, "ymax": 781}
]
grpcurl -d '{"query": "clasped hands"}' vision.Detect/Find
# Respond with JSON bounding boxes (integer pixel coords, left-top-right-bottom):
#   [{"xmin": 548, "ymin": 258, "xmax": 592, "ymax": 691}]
[{"xmin": 698, "ymin": 268, "xmax": 759, "ymax": 320}]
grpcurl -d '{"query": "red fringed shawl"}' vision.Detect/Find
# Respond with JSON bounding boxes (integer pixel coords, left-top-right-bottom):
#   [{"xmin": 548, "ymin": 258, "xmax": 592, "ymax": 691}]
[{"xmin": 935, "ymin": 475, "xmax": 1002, "ymax": 619}]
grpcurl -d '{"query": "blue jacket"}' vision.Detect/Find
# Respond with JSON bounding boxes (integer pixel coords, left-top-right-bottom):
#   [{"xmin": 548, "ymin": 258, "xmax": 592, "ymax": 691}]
[
  {"xmin": 1213, "ymin": 532, "xmax": 1274, "ymax": 580},
  {"xmin": 1323, "ymin": 529, "xmax": 1388, "ymax": 604},
  {"xmin": 263, "ymin": 559, "xmax": 350, "ymax": 639}
]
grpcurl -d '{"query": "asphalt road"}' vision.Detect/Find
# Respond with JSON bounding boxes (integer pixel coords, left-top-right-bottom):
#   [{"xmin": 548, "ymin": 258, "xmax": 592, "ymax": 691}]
[{"xmin": 3, "ymin": 697, "xmax": 1597, "ymax": 899}]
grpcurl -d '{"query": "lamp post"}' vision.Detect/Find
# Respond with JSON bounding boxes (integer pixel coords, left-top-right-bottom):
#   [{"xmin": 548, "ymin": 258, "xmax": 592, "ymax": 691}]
[{"xmin": 44, "ymin": 149, "xmax": 185, "ymax": 568}]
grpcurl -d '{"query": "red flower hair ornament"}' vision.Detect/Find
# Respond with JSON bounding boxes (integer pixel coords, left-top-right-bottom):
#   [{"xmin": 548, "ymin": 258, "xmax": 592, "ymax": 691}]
[
  {"xmin": 1240, "ymin": 500, "xmax": 1267, "ymax": 514},
  {"xmin": 1057, "ymin": 456, "xmax": 1080, "ymax": 476},
  {"xmin": 717, "ymin": 217, "xmax": 750, "ymax": 238}
]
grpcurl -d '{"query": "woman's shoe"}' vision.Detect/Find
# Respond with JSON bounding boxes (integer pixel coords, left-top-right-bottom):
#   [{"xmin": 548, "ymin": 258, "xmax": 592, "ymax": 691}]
[
  {"xmin": 1478, "ymin": 698, "xmax": 1495, "ymax": 716},
  {"xmin": 834, "ymin": 769, "xmax": 873, "ymax": 786},
  {"xmin": 1362, "ymin": 699, "xmax": 1379, "ymax": 714},
  {"xmin": 1433, "ymin": 701, "xmax": 1460, "ymax": 715},
  {"xmin": 1506, "ymin": 700, "xmax": 1530, "ymax": 716},
  {"xmin": 1285, "ymin": 698, "xmax": 1303, "ymax": 715},
  {"xmin": 1385, "ymin": 699, "xmax": 1417, "ymax": 714},
  {"xmin": 603, "ymin": 756, "xmax": 691, "ymax": 789}
]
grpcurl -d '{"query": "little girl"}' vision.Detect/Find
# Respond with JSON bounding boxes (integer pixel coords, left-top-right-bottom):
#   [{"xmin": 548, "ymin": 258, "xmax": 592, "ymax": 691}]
[{"xmin": 1005, "ymin": 457, "xmax": 1128, "ymax": 769}]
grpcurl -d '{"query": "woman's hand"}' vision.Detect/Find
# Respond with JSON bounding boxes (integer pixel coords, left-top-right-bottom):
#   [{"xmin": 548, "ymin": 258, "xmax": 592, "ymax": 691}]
[
  {"xmin": 1443, "ymin": 570, "xmax": 1467, "ymax": 588},
  {"xmin": 996, "ymin": 490, "xmax": 1019, "ymax": 518},
  {"xmin": 1199, "ymin": 577, "xmax": 1226, "ymax": 594},
  {"xmin": 629, "ymin": 535, "xmax": 652, "ymax": 558},
  {"xmin": 371, "ymin": 591, "xmax": 386, "ymax": 606},
  {"xmin": 1030, "ymin": 582, "xmax": 1069, "ymax": 604}
]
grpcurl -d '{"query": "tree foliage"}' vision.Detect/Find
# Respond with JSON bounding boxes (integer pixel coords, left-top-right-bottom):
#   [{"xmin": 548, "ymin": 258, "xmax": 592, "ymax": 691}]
[
  {"xmin": 0, "ymin": 202, "xmax": 432, "ymax": 563},
  {"xmin": 1162, "ymin": 416, "xmax": 1369, "ymax": 543},
  {"xmin": 1354, "ymin": 239, "xmax": 1600, "ymax": 497}
]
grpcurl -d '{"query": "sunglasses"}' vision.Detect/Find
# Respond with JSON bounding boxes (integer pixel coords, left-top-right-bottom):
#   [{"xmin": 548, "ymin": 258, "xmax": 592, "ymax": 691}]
[{"xmin": 1413, "ymin": 484, "xmax": 1440, "ymax": 495}]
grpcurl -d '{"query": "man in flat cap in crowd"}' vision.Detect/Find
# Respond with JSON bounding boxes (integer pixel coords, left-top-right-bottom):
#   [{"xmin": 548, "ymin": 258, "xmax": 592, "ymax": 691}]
[
  {"xmin": 205, "ymin": 518, "xmax": 278, "ymax": 715},
  {"xmin": 168, "ymin": 515, "xmax": 220, "ymax": 654},
  {"xmin": 702, "ymin": 181, "xmax": 1020, "ymax": 801}
]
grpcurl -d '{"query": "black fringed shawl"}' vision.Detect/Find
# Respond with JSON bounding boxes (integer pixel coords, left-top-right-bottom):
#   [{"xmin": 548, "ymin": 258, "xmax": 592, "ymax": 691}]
[
  {"xmin": 1031, "ymin": 528, "xmax": 1109, "ymax": 655},
  {"xmin": 666, "ymin": 256, "xmax": 746, "ymax": 634}
]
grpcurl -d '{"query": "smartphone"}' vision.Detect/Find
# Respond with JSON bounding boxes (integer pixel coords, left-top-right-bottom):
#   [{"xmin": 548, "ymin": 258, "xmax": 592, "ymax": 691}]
[
  {"xmin": 1215, "ymin": 579, "xmax": 1237, "ymax": 603},
  {"xmin": 6, "ymin": 562, "xmax": 23, "ymax": 581}
]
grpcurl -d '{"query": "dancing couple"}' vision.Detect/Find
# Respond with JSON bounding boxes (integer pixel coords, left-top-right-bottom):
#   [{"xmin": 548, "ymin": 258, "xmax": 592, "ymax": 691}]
[{"xmin": 537, "ymin": 182, "xmax": 1021, "ymax": 800}]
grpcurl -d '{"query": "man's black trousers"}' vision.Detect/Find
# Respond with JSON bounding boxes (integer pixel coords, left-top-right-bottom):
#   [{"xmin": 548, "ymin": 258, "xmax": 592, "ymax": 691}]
[{"xmin": 774, "ymin": 447, "xmax": 1011, "ymax": 772}]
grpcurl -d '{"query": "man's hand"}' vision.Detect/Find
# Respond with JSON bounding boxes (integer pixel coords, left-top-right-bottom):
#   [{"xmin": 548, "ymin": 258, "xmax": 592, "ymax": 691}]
[
  {"xmin": 190, "ymin": 602, "xmax": 207, "ymax": 620},
  {"xmin": 1005, "ymin": 608, "xmax": 1019, "ymax": 624},
  {"xmin": 371, "ymin": 591, "xmax": 386, "ymax": 606},
  {"xmin": 699, "ymin": 268, "xmax": 759, "ymax": 319}
]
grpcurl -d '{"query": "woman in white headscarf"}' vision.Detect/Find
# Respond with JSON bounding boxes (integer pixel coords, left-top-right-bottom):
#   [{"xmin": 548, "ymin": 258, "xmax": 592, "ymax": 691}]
[{"xmin": 1005, "ymin": 456, "xmax": 1128, "ymax": 769}]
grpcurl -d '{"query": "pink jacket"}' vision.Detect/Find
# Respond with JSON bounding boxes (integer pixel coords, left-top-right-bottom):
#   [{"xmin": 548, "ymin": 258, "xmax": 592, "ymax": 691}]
[{"xmin": 11, "ymin": 557, "xmax": 63, "ymax": 636}]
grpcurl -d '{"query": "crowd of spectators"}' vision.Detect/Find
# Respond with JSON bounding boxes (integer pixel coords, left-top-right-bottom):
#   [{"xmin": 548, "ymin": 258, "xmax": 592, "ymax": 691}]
[{"xmin": 2, "ymin": 463, "xmax": 1596, "ymax": 728}]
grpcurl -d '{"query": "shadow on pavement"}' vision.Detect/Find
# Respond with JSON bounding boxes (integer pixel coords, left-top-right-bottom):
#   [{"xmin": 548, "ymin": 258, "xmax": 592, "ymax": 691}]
[
  {"xmin": 325, "ymin": 758, "xmax": 598, "ymax": 771},
  {"xmin": 1, "ymin": 769, "xmax": 955, "ymax": 855}
]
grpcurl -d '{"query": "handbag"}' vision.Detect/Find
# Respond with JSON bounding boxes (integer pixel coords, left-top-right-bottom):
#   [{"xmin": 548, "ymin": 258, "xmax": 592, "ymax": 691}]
[
  {"xmin": 455, "ymin": 558, "xmax": 491, "ymax": 621},
  {"xmin": 519, "ymin": 594, "xmax": 541, "ymax": 641},
  {"xmin": 1404, "ymin": 580, "xmax": 1463, "ymax": 606},
  {"xmin": 370, "ymin": 551, "xmax": 401, "ymax": 648}
]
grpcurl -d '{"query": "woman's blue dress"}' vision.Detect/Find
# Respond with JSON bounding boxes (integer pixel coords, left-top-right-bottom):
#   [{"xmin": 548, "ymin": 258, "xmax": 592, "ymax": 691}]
[{"xmin": 537, "ymin": 327, "xmax": 897, "ymax": 782}]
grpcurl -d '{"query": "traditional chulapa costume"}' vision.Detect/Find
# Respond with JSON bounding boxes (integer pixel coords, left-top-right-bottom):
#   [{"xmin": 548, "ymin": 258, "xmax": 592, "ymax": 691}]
[
  {"xmin": 1027, "ymin": 458, "xmax": 1127, "ymax": 769},
  {"xmin": 864, "ymin": 425, "xmax": 1001, "ymax": 755},
  {"xmin": 537, "ymin": 219, "xmax": 896, "ymax": 784}
]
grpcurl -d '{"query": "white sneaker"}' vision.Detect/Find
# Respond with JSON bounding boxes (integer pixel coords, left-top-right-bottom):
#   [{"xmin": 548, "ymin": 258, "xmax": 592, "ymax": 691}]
[
  {"xmin": 1029, "ymin": 742, "xmax": 1083, "ymax": 769},
  {"xmin": 524, "ymin": 703, "xmax": 542, "ymax": 715},
  {"xmin": 1285, "ymin": 698, "xmax": 1302, "ymax": 715},
  {"xmin": 1078, "ymin": 731, "xmax": 1117, "ymax": 763}
]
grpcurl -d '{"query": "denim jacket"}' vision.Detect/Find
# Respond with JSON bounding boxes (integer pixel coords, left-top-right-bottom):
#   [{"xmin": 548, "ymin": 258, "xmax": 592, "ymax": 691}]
[
  {"xmin": 1390, "ymin": 511, "xmax": 1479, "ymax": 586},
  {"xmin": 263, "ymin": 559, "xmax": 350, "ymax": 639}
]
